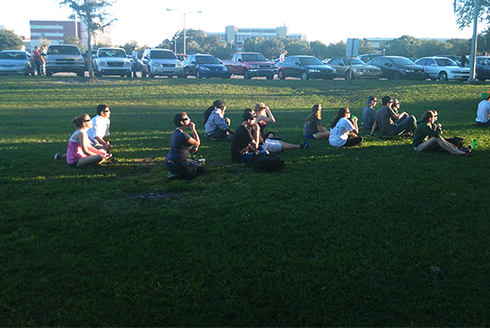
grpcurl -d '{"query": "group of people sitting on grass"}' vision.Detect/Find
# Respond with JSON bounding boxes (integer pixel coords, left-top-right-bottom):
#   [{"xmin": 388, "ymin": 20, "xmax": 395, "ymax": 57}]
[{"xmin": 62, "ymin": 91, "xmax": 483, "ymax": 175}]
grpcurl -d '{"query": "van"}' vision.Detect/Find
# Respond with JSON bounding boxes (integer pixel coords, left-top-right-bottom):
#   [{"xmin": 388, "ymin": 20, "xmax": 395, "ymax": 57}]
[{"xmin": 45, "ymin": 44, "xmax": 85, "ymax": 77}]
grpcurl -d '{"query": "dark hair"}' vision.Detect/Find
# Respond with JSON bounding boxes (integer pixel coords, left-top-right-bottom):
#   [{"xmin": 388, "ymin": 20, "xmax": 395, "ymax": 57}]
[
  {"xmin": 203, "ymin": 99, "xmax": 225, "ymax": 124},
  {"xmin": 382, "ymin": 96, "xmax": 392, "ymax": 106},
  {"xmin": 422, "ymin": 110, "xmax": 434, "ymax": 122},
  {"xmin": 97, "ymin": 104, "xmax": 108, "ymax": 115},
  {"xmin": 173, "ymin": 112, "xmax": 187, "ymax": 127},
  {"xmin": 330, "ymin": 107, "xmax": 349, "ymax": 129},
  {"xmin": 242, "ymin": 108, "xmax": 255, "ymax": 121},
  {"xmin": 214, "ymin": 98, "xmax": 225, "ymax": 109},
  {"xmin": 72, "ymin": 114, "xmax": 89, "ymax": 128},
  {"xmin": 305, "ymin": 104, "xmax": 321, "ymax": 124}
]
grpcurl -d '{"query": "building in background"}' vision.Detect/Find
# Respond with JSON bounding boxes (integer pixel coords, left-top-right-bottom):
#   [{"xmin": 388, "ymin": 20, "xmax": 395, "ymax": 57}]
[
  {"xmin": 29, "ymin": 20, "xmax": 111, "ymax": 49},
  {"xmin": 208, "ymin": 25, "xmax": 306, "ymax": 51}
]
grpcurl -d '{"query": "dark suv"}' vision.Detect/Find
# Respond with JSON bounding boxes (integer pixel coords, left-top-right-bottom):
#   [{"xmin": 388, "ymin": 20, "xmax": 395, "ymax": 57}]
[{"xmin": 45, "ymin": 44, "xmax": 85, "ymax": 77}]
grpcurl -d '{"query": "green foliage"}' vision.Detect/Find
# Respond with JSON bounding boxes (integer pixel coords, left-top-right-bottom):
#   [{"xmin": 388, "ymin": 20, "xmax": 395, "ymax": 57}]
[
  {"xmin": 1, "ymin": 76, "xmax": 490, "ymax": 326},
  {"xmin": 454, "ymin": 0, "xmax": 490, "ymax": 29},
  {"xmin": 0, "ymin": 28, "xmax": 24, "ymax": 51}
]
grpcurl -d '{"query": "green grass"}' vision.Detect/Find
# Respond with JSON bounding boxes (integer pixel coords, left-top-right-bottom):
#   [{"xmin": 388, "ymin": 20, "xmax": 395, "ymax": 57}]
[{"xmin": 1, "ymin": 75, "xmax": 490, "ymax": 326}]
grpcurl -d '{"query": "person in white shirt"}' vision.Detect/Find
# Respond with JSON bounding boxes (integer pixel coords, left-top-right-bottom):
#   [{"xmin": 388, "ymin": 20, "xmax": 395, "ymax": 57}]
[
  {"xmin": 475, "ymin": 91, "xmax": 490, "ymax": 127},
  {"xmin": 329, "ymin": 107, "xmax": 363, "ymax": 147},
  {"xmin": 87, "ymin": 104, "xmax": 113, "ymax": 152},
  {"xmin": 131, "ymin": 46, "xmax": 140, "ymax": 78},
  {"xmin": 279, "ymin": 50, "xmax": 287, "ymax": 62}
]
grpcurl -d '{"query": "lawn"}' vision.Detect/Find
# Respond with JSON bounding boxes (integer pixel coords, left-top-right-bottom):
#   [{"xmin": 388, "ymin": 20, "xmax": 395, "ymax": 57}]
[{"xmin": 1, "ymin": 76, "xmax": 490, "ymax": 326}]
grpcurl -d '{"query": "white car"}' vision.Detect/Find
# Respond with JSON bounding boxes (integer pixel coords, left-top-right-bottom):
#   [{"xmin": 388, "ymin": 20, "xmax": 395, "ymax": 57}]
[
  {"xmin": 140, "ymin": 49, "xmax": 184, "ymax": 78},
  {"xmin": 415, "ymin": 57, "xmax": 469, "ymax": 81},
  {"xmin": 93, "ymin": 47, "xmax": 132, "ymax": 77}
]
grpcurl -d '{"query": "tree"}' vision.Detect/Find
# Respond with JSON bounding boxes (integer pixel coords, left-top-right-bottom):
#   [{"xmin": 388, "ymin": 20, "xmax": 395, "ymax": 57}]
[
  {"xmin": 310, "ymin": 41, "xmax": 328, "ymax": 59},
  {"xmin": 260, "ymin": 37, "xmax": 285, "ymax": 60},
  {"xmin": 0, "ymin": 29, "xmax": 24, "ymax": 51},
  {"xmin": 454, "ymin": 0, "xmax": 490, "ymax": 29},
  {"xmin": 244, "ymin": 36, "xmax": 264, "ymax": 53},
  {"xmin": 324, "ymin": 41, "xmax": 346, "ymax": 58},
  {"xmin": 414, "ymin": 39, "xmax": 452, "ymax": 57},
  {"xmin": 385, "ymin": 35, "xmax": 422, "ymax": 57},
  {"xmin": 58, "ymin": 0, "xmax": 116, "ymax": 78},
  {"xmin": 359, "ymin": 38, "xmax": 376, "ymax": 55}
]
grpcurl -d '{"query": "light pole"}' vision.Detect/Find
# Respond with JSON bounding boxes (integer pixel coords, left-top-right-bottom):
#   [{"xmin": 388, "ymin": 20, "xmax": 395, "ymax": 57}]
[{"xmin": 166, "ymin": 9, "xmax": 202, "ymax": 55}]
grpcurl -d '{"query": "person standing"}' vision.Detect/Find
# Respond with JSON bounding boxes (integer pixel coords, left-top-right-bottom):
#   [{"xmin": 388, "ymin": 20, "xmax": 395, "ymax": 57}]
[
  {"xmin": 33, "ymin": 46, "xmax": 43, "ymax": 76},
  {"xmin": 329, "ymin": 108, "xmax": 363, "ymax": 147},
  {"xmin": 475, "ymin": 91, "xmax": 490, "ymax": 127},
  {"xmin": 362, "ymin": 96, "xmax": 377, "ymax": 132},
  {"xmin": 279, "ymin": 50, "xmax": 287, "ymax": 62},
  {"xmin": 131, "ymin": 46, "xmax": 139, "ymax": 78},
  {"xmin": 40, "ymin": 45, "xmax": 47, "ymax": 75}
]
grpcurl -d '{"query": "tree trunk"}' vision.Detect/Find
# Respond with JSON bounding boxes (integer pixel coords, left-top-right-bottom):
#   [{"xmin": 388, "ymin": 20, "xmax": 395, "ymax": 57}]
[{"xmin": 87, "ymin": 33, "xmax": 95, "ymax": 78}]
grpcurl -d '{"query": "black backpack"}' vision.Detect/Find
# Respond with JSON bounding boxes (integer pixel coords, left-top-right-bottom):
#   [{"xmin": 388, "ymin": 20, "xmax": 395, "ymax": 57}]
[{"xmin": 251, "ymin": 153, "xmax": 285, "ymax": 172}]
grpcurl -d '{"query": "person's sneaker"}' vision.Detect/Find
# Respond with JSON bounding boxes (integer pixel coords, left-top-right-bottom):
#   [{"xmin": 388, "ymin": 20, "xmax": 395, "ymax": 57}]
[
  {"xmin": 460, "ymin": 147, "xmax": 471, "ymax": 153},
  {"xmin": 54, "ymin": 153, "xmax": 61, "ymax": 160},
  {"xmin": 414, "ymin": 145, "xmax": 423, "ymax": 152},
  {"xmin": 301, "ymin": 138, "xmax": 309, "ymax": 149}
]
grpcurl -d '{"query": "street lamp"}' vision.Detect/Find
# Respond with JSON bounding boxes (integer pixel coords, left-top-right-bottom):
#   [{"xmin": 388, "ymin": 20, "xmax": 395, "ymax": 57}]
[{"xmin": 166, "ymin": 8, "xmax": 202, "ymax": 55}]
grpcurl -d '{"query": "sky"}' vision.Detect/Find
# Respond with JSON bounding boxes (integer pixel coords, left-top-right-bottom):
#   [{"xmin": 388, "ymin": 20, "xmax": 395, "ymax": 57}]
[{"xmin": 0, "ymin": 0, "xmax": 483, "ymax": 47}]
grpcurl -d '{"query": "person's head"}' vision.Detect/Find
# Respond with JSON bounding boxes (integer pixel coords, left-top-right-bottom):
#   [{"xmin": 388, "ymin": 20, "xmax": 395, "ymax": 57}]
[
  {"xmin": 282, "ymin": 50, "xmax": 287, "ymax": 55},
  {"xmin": 173, "ymin": 112, "xmax": 191, "ymax": 127},
  {"xmin": 367, "ymin": 96, "xmax": 377, "ymax": 107},
  {"xmin": 133, "ymin": 46, "xmax": 138, "ymax": 51},
  {"xmin": 34, "ymin": 46, "xmax": 39, "ymax": 50},
  {"xmin": 242, "ymin": 108, "xmax": 257, "ymax": 123},
  {"xmin": 422, "ymin": 110, "xmax": 438, "ymax": 123},
  {"xmin": 213, "ymin": 98, "xmax": 225, "ymax": 110},
  {"xmin": 382, "ymin": 96, "xmax": 392, "ymax": 106},
  {"xmin": 482, "ymin": 91, "xmax": 490, "ymax": 101},
  {"xmin": 330, "ymin": 107, "xmax": 350, "ymax": 128},
  {"xmin": 306, "ymin": 104, "xmax": 322, "ymax": 123},
  {"xmin": 255, "ymin": 102, "xmax": 266, "ymax": 114},
  {"xmin": 392, "ymin": 99, "xmax": 400, "ymax": 109},
  {"xmin": 97, "ymin": 104, "xmax": 110, "ymax": 117},
  {"xmin": 72, "ymin": 114, "xmax": 91, "ymax": 129}
]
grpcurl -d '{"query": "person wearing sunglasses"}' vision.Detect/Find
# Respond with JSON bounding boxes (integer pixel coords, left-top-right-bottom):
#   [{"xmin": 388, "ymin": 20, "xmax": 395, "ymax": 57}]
[
  {"xmin": 413, "ymin": 110, "xmax": 470, "ymax": 156},
  {"xmin": 329, "ymin": 107, "xmax": 363, "ymax": 148},
  {"xmin": 166, "ymin": 112, "xmax": 205, "ymax": 179},
  {"xmin": 66, "ymin": 114, "xmax": 110, "ymax": 167},
  {"xmin": 87, "ymin": 104, "xmax": 113, "ymax": 153}
]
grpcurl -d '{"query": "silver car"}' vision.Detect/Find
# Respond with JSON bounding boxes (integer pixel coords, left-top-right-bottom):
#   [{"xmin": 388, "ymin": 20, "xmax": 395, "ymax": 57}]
[
  {"xmin": 0, "ymin": 50, "xmax": 36, "ymax": 76},
  {"xmin": 326, "ymin": 57, "xmax": 383, "ymax": 80},
  {"xmin": 140, "ymin": 49, "xmax": 184, "ymax": 78},
  {"xmin": 415, "ymin": 57, "xmax": 470, "ymax": 81}
]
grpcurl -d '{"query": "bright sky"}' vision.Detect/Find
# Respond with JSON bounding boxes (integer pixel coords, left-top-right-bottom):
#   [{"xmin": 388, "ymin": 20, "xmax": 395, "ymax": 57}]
[{"xmin": 0, "ymin": 0, "xmax": 481, "ymax": 47}]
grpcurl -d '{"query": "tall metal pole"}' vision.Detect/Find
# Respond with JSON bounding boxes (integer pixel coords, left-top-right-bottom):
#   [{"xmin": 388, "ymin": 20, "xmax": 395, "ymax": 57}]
[
  {"xmin": 167, "ymin": 9, "xmax": 202, "ymax": 55},
  {"xmin": 469, "ymin": 0, "xmax": 480, "ymax": 81}
]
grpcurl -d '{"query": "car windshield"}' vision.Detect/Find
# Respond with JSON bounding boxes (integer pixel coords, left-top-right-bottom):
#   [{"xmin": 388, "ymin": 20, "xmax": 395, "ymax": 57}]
[
  {"xmin": 47, "ymin": 46, "xmax": 81, "ymax": 55},
  {"xmin": 299, "ymin": 57, "xmax": 323, "ymax": 65},
  {"xmin": 434, "ymin": 58, "xmax": 458, "ymax": 66},
  {"xmin": 196, "ymin": 56, "xmax": 220, "ymax": 64},
  {"xmin": 151, "ymin": 51, "xmax": 176, "ymax": 59},
  {"xmin": 0, "ymin": 52, "xmax": 26, "ymax": 60},
  {"xmin": 242, "ymin": 54, "xmax": 266, "ymax": 61},
  {"xmin": 350, "ymin": 58, "xmax": 365, "ymax": 65},
  {"xmin": 391, "ymin": 57, "xmax": 416, "ymax": 65},
  {"xmin": 99, "ymin": 49, "xmax": 127, "ymax": 58}
]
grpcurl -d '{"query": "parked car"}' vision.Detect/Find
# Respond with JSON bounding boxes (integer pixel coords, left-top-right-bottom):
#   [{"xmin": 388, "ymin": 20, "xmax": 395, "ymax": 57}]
[
  {"xmin": 140, "ymin": 49, "xmax": 184, "ymax": 78},
  {"xmin": 45, "ymin": 44, "xmax": 85, "ymax": 77},
  {"xmin": 358, "ymin": 53, "xmax": 382, "ymax": 63},
  {"xmin": 182, "ymin": 54, "xmax": 230, "ymax": 79},
  {"xmin": 468, "ymin": 56, "xmax": 490, "ymax": 81},
  {"xmin": 366, "ymin": 56, "xmax": 428, "ymax": 80},
  {"xmin": 415, "ymin": 56, "xmax": 470, "ymax": 81},
  {"xmin": 276, "ymin": 55, "xmax": 337, "ymax": 80},
  {"xmin": 435, "ymin": 54, "xmax": 461, "ymax": 64},
  {"xmin": 93, "ymin": 47, "xmax": 132, "ymax": 77},
  {"xmin": 0, "ymin": 50, "xmax": 36, "ymax": 76},
  {"xmin": 326, "ymin": 57, "xmax": 382, "ymax": 80},
  {"xmin": 221, "ymin": 52, "xmax": 276, "ymax": 80}
]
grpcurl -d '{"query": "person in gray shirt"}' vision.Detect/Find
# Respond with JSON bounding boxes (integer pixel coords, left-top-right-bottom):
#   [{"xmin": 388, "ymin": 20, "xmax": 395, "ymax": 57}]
[{"xmin": 362, "ymin": 96, "xmax": 377, "ymax": 132}]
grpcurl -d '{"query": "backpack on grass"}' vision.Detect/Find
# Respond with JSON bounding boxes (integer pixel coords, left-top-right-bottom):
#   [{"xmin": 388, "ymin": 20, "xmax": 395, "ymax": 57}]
[{"xmin": 250, "ymin": 153, "xmax": 285, "ymax": 172}]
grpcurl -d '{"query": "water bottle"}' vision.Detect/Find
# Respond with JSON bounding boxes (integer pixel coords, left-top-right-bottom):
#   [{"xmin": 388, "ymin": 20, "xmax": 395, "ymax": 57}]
[{"xmin": 471, "ymin": 139, "xmax": 478, "ymax": 149}]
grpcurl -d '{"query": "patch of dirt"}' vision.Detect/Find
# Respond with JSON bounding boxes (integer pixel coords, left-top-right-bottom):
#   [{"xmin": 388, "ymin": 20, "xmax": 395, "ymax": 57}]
[{"xmin": 57, "ymin": 77, "xmax": 115, "ymax": 84}]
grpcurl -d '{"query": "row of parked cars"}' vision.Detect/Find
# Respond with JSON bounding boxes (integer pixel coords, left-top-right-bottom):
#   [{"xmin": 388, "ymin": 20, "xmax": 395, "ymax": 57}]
[{"xmin": 3, "ymin": 44, "xmax": 490, "ymax": 82}]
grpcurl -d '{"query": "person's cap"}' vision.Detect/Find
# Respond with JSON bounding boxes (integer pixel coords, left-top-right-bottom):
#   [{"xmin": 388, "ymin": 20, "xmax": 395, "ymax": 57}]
[
  {"xmin": 367, "ymin": 96, "xmax": 376, "ymax": 104},
  {"xmin": 482, "ymin": 91, "xmax": 490, "ymax": 100},
  {"xmin": 242, "ymin": 111, "xmax": 257, "ymax": 121}
]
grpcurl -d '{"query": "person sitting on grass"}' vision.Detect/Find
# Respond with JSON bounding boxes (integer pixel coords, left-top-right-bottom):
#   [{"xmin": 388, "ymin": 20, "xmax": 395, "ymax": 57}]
[
  {"xmin": 165, "ymin": 112, "xmax": 205, "ymax": 179},
  {"xmin": 475, "ymin": 91, "xmax": 490, "ymax": 127},
  {"xmin": 204, "ymin": 98, "xmax": 234, "ymax": 140},
  {"xmin": 372, "ymin": 96, "xmax": 417, "ymax": 136},
  {"xmin": 303, "ymin": 104, "xmax": 330, "ymax": 146},
  {"xmin": 231, "ymin": 109, "xmax": 268, "ymax": 164},
  {"xmin": 255, "ymin": 102, "xmax": 276, "ymax": 138},
  {"xmin": 329, "ymin": 107, "xmax": 363, "ymax": 148},
  {"xmin": 413, "ymin": 110, "xmax": 471, "ymax": 156},
  {"xmin": 362, "ymin": 96, "xmax": 378, "ymax": 132},
  {"xmin": 66, "ymin": 114, "xmax": 110, "ymax": 168},
  {"xmin": 87, "ymin": 104, "xmax": 114, "ymax": 153}
]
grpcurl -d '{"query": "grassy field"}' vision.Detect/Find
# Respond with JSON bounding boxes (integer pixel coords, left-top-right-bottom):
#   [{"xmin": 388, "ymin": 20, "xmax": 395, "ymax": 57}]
[{"xmin": 1, "ymin": 75, "xmax": 490, "ymax": 326}]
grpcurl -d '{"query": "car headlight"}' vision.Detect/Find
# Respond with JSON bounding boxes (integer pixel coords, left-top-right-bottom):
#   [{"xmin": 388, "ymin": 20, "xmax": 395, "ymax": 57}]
[
  {"xmin": 308, "ymin": 69, "xmax": 320, "ymax": 73},
  {"xmin": 151, "ymin": 62, "xmax": 160, "ymax": 67},
  {"xmin": 355, "ymin": 68, "xmax": 367, "ymax": 73},
  {"xmin": 176, "ymin": 62, "xmax": 182, "ymax": 67},
  {"xmin": 200, "ymin": 67, "xmax": 210, "ymax": 71},
  {"xmin": 124, "ymin": 62, "xmax": 131, "ymax": 67},
  {"xmin": 99, "ymin": 62, "xmax": 107, "ymax": 67},
  {"xmin": 76, "ymin": 58, "xmax": 84, "ymax": 63},
  {"xmin": 250, "ymin": 64, "xmax": 259, "ymax": 68}
]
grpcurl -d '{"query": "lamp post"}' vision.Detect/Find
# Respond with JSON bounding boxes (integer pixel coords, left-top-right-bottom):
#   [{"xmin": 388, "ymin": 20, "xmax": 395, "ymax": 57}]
[{"xmin": 166, "ymin": 9, "xmax": 202, "ymax": 55}]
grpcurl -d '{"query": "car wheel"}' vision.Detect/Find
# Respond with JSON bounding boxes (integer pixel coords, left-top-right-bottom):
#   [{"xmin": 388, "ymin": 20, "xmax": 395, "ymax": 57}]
[
  {"xmin": 243, "ymin": 69, "xmax": 252, "ymax": 79},
  {"xmin": 301, "ymin": 72, "xmax": 309, "ymax": 80},
  {"xmin": 77, "ymin": 71, "xmax": 84, "ymax": 77},
  {"xmin": 438, "ymin": 71, "xmax": 448, "ymax": 81},
  {"xmin": 148, "ymin": 67, "xmax": 154, "ymax": 77},
  {"xmin": 278, "ymin": 70, "xmax": 285, "ymax": 80},
  {"xmin": 46, "ymin": 71, "xmax": 52, "ymax": 76},
  {"xmin": 266, "ymin": 74, "xmax": 274, "ymax": 80},
  {"xmin": 392, "ymin": 71, "xmax": 401, "ymax": 80},
  {"xmin": 196, "ymin": 70, "xmax": 202, "ymax": 79}
]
